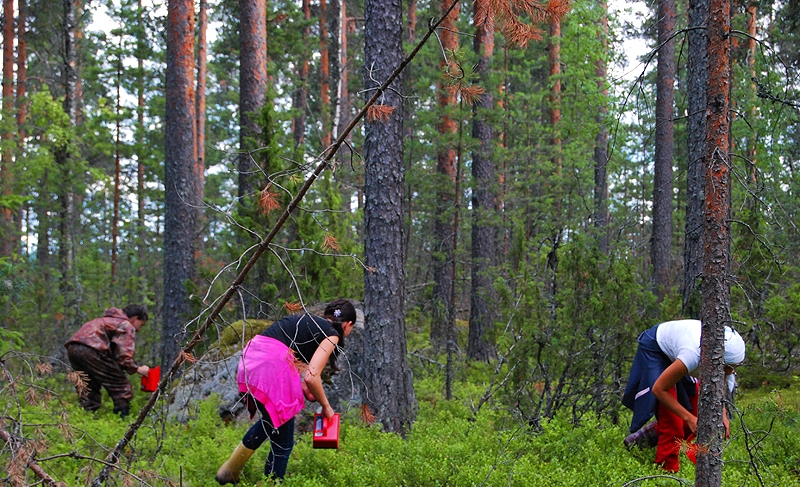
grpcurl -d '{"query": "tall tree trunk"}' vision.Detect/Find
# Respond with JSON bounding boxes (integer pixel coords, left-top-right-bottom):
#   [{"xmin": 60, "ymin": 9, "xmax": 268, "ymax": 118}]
[
  {"xmin": 36, "ymin": 170, "xmax": 50, "ymax": 277},
  {"xmin": 683, "ymin": 0, "xmax": 707, "ymax": 319},
  {"xmin": 73, "ymin": 0, "xmax": 83, "ymax": 126},
  {"xmin": 163, "ymin": 0, "xmax": 197, "ymax": 369},
  {"xmin": 430, "ymin": 0, "xmax": 459, "ymax": 350},
  {"xmin": 195, "ymin": 0, "xmax": 207, "ymax": 251},
  {"xmin": 16, "ymin": 0, "xmax": 27, "ymax": 247},
  {"xmin": 652, "ymin": 0, "xmax": 676, "ymax": 301},
  {"xmin": 112, "ymin": 49, "xmax": 122, "ymax": 284},
  {"xmin": 468, "ymin": 3, "xmax": 496, "ymax": 362},
  {"xmin": 0, "ymin": 0, "xmax": 14, "ymax": 257},
  {"xmin": 546, "ymin": 15, "xmax": 562, "ymax": 317},
  {"xmin": 238, "ymin": 0, "xmax": 267, "ymax": 204},
  {"xmin": 362, "ymin": 0, "xmax": 416, "ymax": 435},
  {"xmin": 745, "ymin": 4, "xmax": 757, "ymax": 183},
  {"xmin": 292, "ymin": 0, "xmax": 310, "ymax": 151},
  {"xmin": 696, "ymin": 0, "xmax": 732, "ymax": 483},
  {"xmin": 593, "ymin": 0, "xmax": 609, "ymax": 254},
  {"xmin": 137, "ymin": 0, "xmax": 146, "ymax": 287},
  {"xmin": 336, "ymin": 0, "xmax": 350, "ymax": 166},
  {"xmin": 319, "ymin": 0, "xmax": 331, "ymax": 148},
  {"xmin": 58, "ymin": 0, "xmax": 78, "ymax": 309}
]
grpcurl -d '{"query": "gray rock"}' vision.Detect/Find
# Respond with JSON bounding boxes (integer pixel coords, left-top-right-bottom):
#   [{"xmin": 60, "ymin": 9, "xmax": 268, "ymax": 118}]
[{"xmin": 166, "ymin": 301, "xmax": 366, "ymax": 427}]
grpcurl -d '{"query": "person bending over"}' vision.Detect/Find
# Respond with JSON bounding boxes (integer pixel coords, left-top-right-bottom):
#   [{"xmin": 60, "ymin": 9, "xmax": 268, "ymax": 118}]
[
  {"xmin": 64, "ymin": 305, "xmax": 150, "ymax": 417},
  {"xmin": 622, "ymin": 319, "xmax": 745, "ymax": 472},
  {"xmin": 216, "ymin": 298, "xmax": 357, "ymax": 484}
]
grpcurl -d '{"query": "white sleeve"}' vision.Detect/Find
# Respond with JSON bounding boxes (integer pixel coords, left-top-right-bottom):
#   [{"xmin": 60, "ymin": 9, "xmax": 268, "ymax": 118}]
[{"xmin": 727, "ymin": 374, "xmax": 737, "ymax": 393}]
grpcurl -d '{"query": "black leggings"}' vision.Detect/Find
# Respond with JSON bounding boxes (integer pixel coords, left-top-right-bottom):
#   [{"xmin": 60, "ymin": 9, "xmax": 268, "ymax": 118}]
[{"xmin": 241, "ymin": 400, "xmax": 295, "ymax": 479}]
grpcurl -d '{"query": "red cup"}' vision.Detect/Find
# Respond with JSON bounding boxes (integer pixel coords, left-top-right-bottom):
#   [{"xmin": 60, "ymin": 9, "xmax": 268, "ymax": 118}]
[
  {"xmin": 312, "ymin": 413, "xmax": 340, "ymax": 449},
  {"xmin": 140, "ymin": 365, "xmax": 160, "ymax": 392}
]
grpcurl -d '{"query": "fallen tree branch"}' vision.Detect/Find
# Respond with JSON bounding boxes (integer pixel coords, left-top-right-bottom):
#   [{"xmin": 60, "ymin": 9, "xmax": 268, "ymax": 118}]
[
  {"xmin": 0, "ymin": 422, "xmax": 65, "ymax": 486},
  {"xmin": 91, "ymin": 2, "xmax": 460, "ymax": 485}
]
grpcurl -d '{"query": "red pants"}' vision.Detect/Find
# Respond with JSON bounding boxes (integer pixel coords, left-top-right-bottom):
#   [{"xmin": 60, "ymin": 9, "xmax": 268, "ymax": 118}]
[{"xmin": 654, "ymin": 381, "xmax": 699, "ymax": 472}]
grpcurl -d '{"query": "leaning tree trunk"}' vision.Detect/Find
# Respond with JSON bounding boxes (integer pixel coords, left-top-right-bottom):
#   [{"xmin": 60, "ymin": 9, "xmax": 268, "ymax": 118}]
[
  {"xmin": 163, "ymin": 0, "xmax": 197, "ymax": 370},
  {"xmin": 652, "ymin": 0, "xmax": 676, "ymax": 302},
  {"xmin": 696, "ymin": 0, "xmax": 732, "ymax": 483},
  {"xmin": 362, "ymin": 0, "xmax": 416, "ymax": 435},
  {"xmin": 468, "ymin": 2, "xmax": 497, "ymax": 362},
  {"xmin": 683, "ymin": 0, "xmax": 707, "ymax": 319}
]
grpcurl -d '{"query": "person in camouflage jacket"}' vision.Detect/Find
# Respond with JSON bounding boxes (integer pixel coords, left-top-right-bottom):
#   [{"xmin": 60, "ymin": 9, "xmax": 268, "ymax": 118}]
[{"xmin": 64, "ymin": 305, "xmax": 150, "ymax": 417}]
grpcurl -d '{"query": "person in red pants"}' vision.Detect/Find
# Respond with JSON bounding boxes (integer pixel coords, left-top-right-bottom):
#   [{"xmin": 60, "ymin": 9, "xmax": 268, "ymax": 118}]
[{"xmin": 622, "ymin": 320, "xmax": 745, "ymax": 472}]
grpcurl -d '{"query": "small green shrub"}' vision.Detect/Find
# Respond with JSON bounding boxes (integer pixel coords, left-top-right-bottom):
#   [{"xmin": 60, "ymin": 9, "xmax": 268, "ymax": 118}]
[{"xmin": 2, "ymin": 351, "xmax": 799, "ymax": 487}]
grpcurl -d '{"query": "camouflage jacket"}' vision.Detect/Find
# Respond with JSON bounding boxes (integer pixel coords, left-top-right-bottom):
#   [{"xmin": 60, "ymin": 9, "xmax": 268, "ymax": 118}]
[{"xmin": 65, "ymin": 308, "xmax": 139, "ymax": 374}]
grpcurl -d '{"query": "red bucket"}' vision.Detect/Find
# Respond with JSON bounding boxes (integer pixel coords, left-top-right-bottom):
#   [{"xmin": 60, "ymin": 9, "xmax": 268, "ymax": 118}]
[
  {"xmin": 312, "ymin": 413, "xmax": 340, "ymax": 449},
  {"xmin": 140, "ymin": 366, "xmax": 160, "ymax": 392}
]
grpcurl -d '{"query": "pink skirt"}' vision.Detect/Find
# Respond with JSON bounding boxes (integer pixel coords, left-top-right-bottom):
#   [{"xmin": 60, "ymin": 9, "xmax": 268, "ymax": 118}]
[{"xmin": 237, "ymin": 335, "xmax": 305, "ymax": 427}]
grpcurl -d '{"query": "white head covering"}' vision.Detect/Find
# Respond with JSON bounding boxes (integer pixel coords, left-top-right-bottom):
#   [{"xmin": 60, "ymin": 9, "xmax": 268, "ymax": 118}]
[{"xmin": 724, "ymin": 327, "xmax": 746, "ymax": 365}]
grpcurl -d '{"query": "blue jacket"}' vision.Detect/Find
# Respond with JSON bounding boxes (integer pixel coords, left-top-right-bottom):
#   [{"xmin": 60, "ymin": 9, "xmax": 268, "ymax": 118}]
[{"xmin": 622, "ymin": 324, "xmax": 698, "ymax": 433}]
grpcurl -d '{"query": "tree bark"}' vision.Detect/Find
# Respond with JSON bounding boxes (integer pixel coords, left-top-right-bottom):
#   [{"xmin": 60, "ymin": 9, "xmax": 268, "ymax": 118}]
[
  {"xmin": 652, "ymin": 0, "xmax": 676, "ymax": 301},
  {"xmin": 362, "ymin": 0, "xmax": 416, "ymax": 435},
  {"xmin": 335, "ymin": 0, "xmax": 350, "ymax": 166},
  {"xmin": 15, "ymin": 0, "xmax": 27, "ymax": 250},
  {"xmin": 112, "ymin": 49, "xmax": 122, "ymax": 283},
  {"xmin": 292, "ymin": 0, "xmax": 310, "ymax": 151},
  {"xmin": 430, "ymin": 0, "xmax": 459, "ymax": 350},
  {"xmin": 319, "ymin": 0, "xmax": 331, "ymax": 148},
  {"xmin": 683, "ymin": 0, "xmax": 707, "ymax": 319},
  {"xmin": 163, "ymin": 0, "xmax": 197, "ymax": 369},
  {"xmin": 468, "ymin": 3, "xmax": 497, "ymax": 362},
  {"xmin": 546, "ymin": 15, "xmax": 562, "ymax": 317},
  {"xmin": 1, "ymin": 0, "xmax": 14, "ymax": 256},
  {"xmin": 593, "ymin": 0, "xmax": 609, "ymax": 254},
  {"xmin": 238, "ymin": 0, "xmax": 267, "ymax": 203},
  {"xmin": 137, "ymin": 0, "xmax": 147, "ymax": 287},
  {"xmin": 57, "ymin": 0, "xmax": 78, "ymax": 306},
  {"xmin": 696, "ymin": 0, "xmax": 732, "ymax": 483},
  {"xmin": 195, "ymin": 0, "xmax": 207, "ymax": 250}
]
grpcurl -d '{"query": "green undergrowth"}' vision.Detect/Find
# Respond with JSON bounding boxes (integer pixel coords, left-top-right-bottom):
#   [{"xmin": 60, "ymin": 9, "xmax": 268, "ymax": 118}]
[{"xmin": 3, "ymin": 371, "xmax": 799, "ymax": 486}]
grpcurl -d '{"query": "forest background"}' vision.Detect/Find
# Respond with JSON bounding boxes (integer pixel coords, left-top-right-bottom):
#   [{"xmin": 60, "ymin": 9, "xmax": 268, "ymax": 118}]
[{"xmin": 1, "ymin": 0, "xmax": 799, "ymax": 485}]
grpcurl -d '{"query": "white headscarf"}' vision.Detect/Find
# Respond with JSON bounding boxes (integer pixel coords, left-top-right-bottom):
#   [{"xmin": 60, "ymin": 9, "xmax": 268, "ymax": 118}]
[{"xmin": 724, "ymin": 327, "xmax": 746, "ymax": 365}]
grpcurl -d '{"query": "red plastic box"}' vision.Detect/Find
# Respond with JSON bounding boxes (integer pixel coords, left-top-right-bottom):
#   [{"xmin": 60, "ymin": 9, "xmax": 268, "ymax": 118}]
[
  {"xmin": 140, "ymin": 366, "xmax": 160, "ymax": 392},
  {"xmin": 313, "ymin": 413, "xmax": 340, "ymax": 449}
]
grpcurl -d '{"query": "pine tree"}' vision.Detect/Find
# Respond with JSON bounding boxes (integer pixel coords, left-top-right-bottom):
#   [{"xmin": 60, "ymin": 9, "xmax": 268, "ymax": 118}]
[
  {"xmin": 163, "ymin": 0, "xmax": 197, "ymax": 368},
  {"xmin": 468, "ymin": 0, "xmax": 497, "ymax": 362},
  {"xmin": 430, "ymin": 0, "xmax": 459, "ymax": 351},
  {"xmin": 652, "ymin": 0, "xmax": 676, "ymax": 301},
  {"xmin": 362, "ymin": 0, "xmax": 416, "ymax": 435},
  {"xmin": 697, "ymin": 0, "xmax": 733, "ymax": 482},
  {"xmin": 683, "ymin": 0, "xmax": 707, "ymax": 318}
]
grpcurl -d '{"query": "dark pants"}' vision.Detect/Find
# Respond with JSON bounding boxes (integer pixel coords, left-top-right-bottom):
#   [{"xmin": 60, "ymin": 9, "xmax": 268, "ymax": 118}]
[
  {"xmin": 241, "ymin": 400, "xmax": 295, "ymax": 480},
  {"xmin": 65, "ymin": 343, "xmax": 133, "ymax": 414}
]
